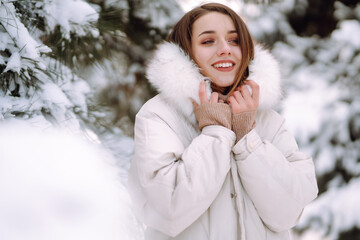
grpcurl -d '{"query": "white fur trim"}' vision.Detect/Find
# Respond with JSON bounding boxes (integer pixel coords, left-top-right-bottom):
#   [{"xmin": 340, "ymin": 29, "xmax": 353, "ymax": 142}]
[
  {"xmin": 146, "ymin": 42, "xmax": 281, "ymax": 118},
  {"xmin": 249, "ymin": 45, "xmax": 282, "ymax": 110},
  {"xmin": 146, "ymin": 42, "xmax": 212, "ymax": 118}
]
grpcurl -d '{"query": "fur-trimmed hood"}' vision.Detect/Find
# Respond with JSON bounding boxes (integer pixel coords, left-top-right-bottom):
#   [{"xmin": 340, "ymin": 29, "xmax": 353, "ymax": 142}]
[{"xmin": 146, "ymin": 42, "xmax": 281, "ymax": 119}]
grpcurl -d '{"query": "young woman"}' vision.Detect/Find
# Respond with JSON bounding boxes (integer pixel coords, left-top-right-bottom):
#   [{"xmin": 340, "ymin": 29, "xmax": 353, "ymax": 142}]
[{"xmin": 128, "ymin": 3, "xmax": 318, "ymax": 240}]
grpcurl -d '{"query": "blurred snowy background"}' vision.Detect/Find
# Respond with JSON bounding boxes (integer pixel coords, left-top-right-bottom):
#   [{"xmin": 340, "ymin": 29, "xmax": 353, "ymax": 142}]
[{"xmin": 0, "ymin": 0, "xmax": 359, "ymax": 239}]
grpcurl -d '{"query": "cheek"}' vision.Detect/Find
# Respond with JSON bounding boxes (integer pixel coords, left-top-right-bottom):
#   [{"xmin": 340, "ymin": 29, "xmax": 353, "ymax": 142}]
[
  {"xmin": 234, "ymin": 49, "xmax": 242, "ymax": 61},
  {"xmin": 193, "ymin": 49, "xmax": 210, "ymax": 67}
]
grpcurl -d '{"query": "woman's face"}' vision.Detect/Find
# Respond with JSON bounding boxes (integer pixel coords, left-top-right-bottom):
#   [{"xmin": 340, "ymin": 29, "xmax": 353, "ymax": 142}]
[{"xmin": 191, "ymin": 12, "xmax": 242, "ymax": 88}]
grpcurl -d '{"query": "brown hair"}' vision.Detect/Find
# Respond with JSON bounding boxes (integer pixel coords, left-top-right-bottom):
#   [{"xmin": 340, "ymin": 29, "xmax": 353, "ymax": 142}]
[{"xmin": 166, "ymin": 3, "xmax": 254, "ymax": 95}]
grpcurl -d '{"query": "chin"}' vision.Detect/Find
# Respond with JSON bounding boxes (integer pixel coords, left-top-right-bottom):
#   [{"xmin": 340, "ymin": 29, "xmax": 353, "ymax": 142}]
[
  {"xmin": 204, "ymin": 71, "xmax": 235, "ymax": 88},
  {"xmin": 212, "ymin": 79, "xmax": 234, "ymax": 88}
]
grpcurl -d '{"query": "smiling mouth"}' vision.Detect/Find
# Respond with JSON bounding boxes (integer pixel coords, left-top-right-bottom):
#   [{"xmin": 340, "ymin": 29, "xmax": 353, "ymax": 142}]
[
  {"xmin": 212, "ymin": 62, "xmax": 235, "ymax": 72},
  {"xmin": 212, "ymin": 62, "xmax": 234, "ymax": 68}
]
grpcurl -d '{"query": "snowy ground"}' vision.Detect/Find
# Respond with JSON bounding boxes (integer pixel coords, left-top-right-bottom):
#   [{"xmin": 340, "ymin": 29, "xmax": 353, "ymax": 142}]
[{"xmin": 0, "ymin": 120, "xmax": 143, "ymax": 240}]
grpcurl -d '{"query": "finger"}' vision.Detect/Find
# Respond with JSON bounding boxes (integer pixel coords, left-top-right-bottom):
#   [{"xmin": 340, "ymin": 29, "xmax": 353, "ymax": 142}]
[
  {"xmin": 232, "ymin": 91, "xmax": 244, "ymax": 103},
  {"xmin": 227, "ymin": 96, "xmax": 240, "ymax": 114},
  {"xmin": 210, "ymin": 92, "xmax": 218, "ymax": 103},
  {"xmin": 245, "ymin": 80, "xmax": 260, "ymax": 104},
  {"xmin": 219, "ymin": 99, "xmax": 224, "ymax": 103},
  {"xmin": 240, "ymin": 85, "xmax": 252, "ymax": 102},
  {"xmin": 199, "ymin": 81, "xmax": 208, "ymax": 104},
  {"xmin": 191, "ymin": 98, "xmax": 198, "ymax": 108}
]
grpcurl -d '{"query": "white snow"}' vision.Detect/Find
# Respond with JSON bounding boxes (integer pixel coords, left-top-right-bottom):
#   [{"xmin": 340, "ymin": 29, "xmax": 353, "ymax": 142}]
[
  {"xmin": 0, "ymin": 2, "xmax": 43, "ymax": 59},
  {"xmin": 43, "ymin": 0, "xmax": 99, "ymax": 38},
  {"xmin": 282, "ymin": 73, "xmax": 341, "ymax": 144},
  {"xmin": 0, "ymin": 96, "xmax": 13, "ymax": 113},
  {"xmin": 4, "ymin": 52, "xmax": 21, "ymax": 73},
  {"xmin": 41, "ymin": 82, "xmax": 72, "ymax": 109},
  {"xmin": 63, "ymin": 80, "xmax": 91, "ymax": 112},
  {"xmin": 332, "ymin": 20, "xmax": 360, "ymax": 49},
  {"xmin": 298, "ymin": 178, "xmax": 360, "ymax": 239},
  {"xmin": 0, "ymin": 120, "xmax": 143, "ymax": 240},
  {"xmin": 315, "ymin": 147, "xmax": 335, "ymax": 175},
  {"xmin": 244, "ymin": 1, "xmax": 360, "ymax": 239},
  {"xmin": 1, "ymin": 0, "xmax": 360, "ymax": 239},
  {"xmin": 0, "ymin": 1, "xmax": 143, "ymax": 238},
  {"xmin": 0, "ymin": 32, "xmax": 12, "ymax": 52},
  {"xmin": 133, "ymin": 0, "xmax": 183, "ymax": 30}
]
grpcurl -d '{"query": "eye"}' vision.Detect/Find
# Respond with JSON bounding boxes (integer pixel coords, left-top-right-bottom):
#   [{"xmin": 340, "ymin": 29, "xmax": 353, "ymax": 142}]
[
  {"xmin": 228, "ymin": 38, "xmax": 239, "ymax": 45},
  {"xmin": 201, "ymin": 39, "xmax": 214, "ymax": 45}
]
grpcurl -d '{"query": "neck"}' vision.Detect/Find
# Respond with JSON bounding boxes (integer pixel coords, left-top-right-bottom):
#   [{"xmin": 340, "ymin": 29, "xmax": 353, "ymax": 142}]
[{"xmin": 211, "ymin": 83, "xmax": 229, "ymax": 95}]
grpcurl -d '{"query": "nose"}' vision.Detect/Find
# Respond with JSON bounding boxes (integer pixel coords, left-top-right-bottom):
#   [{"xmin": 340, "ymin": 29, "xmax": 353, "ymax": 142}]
[{"xmin": 217, "ymin": 40, "xmax": 231, "ymax": 56}]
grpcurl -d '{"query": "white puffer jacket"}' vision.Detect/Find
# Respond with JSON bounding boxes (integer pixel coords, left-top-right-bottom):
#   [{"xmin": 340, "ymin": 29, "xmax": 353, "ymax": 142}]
[{"xmin": 128, "ymin": 42, "xmax": 318, "ymax": 240}]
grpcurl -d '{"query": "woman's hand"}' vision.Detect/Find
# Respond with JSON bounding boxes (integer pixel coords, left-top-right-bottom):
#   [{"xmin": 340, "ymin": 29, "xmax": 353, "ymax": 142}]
[
  {"xmin": 227, "ymin": 80, "xmax": 259, "ymax": 114},
  {"xmin": 227, "ymin": 80, "xmax": 259, "ymax": 141},
  {"xmin": 192, "ymin": 81, "xmax": 223, "ymax": 108},
  {"xmin": 192, "ymin": 80, "xmax": 231, "ymax": 130}
]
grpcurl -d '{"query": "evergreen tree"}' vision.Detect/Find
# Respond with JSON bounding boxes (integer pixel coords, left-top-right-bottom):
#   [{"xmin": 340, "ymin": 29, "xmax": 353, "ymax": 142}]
[
  {"xmin": 0, "ymin": 0, "xmax": 96, "ymax": 132},
  {"xmin": 0, "ymin": 0, "xmax": 183, "ymax": 175},
  {"xmin": 79, "ymin": 0, "xmax": 183, "ymax": 136},
  {"xmin": 243, "ymin": 0, "xmax": 360, "ymax": 239}
]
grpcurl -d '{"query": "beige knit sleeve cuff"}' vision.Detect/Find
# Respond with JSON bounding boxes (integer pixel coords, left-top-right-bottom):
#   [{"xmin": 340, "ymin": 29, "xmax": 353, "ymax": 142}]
[
  {"xmin": 194, "ymin": 102, "xmax": 232, "ymax": 130},
  {"xmin": 232, "ymin": 111, "xmax": 257, "ymax": 142}
]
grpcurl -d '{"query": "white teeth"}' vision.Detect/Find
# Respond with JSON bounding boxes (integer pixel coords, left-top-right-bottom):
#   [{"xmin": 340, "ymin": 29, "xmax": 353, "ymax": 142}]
[{"xmin": 213, "ymin": 63, "xmax": 233, "ymax": 68}]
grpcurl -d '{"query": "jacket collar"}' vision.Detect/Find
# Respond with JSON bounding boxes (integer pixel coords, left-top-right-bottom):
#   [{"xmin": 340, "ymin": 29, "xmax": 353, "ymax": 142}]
[{"xmin": 146, "ymin": 42, "xmax": 282, "ymax": 121}]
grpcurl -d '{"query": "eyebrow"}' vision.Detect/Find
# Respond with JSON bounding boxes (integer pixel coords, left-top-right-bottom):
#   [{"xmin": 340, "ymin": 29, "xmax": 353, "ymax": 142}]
[{"xmin": 198, "ymin": 30, "xmax": 237, "ymax": 37}]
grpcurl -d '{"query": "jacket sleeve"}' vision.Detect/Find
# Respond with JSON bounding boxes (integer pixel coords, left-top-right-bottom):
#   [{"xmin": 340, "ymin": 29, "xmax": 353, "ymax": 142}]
[
  {"xmin": 232, "ymin": 110, "xmax": 318, "ymax": 233},
  {"xmin": 127, "ymin": 113, "xmax": 235, "ymax": 237}
]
